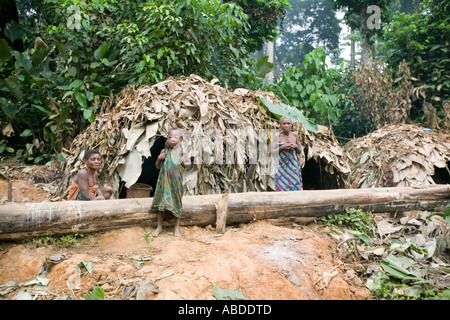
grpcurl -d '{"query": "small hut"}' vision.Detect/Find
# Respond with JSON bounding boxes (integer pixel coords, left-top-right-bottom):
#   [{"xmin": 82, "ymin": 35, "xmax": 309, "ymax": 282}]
[
  {"xmin": 58, "ymin": 75, "xmax": 350, "ymax": 199},
  {"xmin": 345, "ymin": 124, "xmax": 450, "ymax": 188}
]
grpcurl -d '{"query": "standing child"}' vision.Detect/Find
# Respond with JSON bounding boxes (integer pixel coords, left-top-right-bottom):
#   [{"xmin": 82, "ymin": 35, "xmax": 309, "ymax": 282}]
[
  {"xmin": 151, "ymin": 127, "xmax": 190, "ymax": 237},
  {"xmin": 68, "ymin": 149, "xmax": 114, "ymax": 200}
]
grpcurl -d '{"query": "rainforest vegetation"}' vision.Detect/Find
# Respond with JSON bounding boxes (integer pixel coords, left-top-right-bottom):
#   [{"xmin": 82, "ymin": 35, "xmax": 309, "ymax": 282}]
[{"xmin": 0, "ymin": 0, "xmax": 448, "ymax": 163}]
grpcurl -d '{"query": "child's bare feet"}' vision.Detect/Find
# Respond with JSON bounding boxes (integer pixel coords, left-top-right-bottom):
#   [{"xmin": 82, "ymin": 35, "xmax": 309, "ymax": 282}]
[
  {"xmin": 152, "ymin": 212, "xmax": 164, "ymax": 237},
  {"xmin": 152, "ymin": 227, "xmax": 162, "ymax": 237},
  {"xmin": 173, "ymin": 218, "xmax": 181, "ymax": 237}
]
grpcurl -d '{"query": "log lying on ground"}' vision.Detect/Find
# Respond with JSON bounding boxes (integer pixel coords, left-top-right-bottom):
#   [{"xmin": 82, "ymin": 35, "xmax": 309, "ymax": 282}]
[{"xmin": 0, "ymin": 185, "xmax": 448, "ymax": 241}]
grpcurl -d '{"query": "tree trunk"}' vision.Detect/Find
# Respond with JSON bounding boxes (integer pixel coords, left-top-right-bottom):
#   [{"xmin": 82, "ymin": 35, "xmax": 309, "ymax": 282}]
[
  {"xmin": 266, "ymin": 40, "xmax": 274, "ymax": 81},
  {"xmin": 350, "ymin": 27, "xmax": 355, "ymax": 68},
  {"xmin": 360, "ymin": 32, "xmax": 373, "ymax": 67},
  {"xmin": 359, "ymin": 7, "xmax": 373, "ymax": 67},
  {"xmin": 0, "ymin": 185, "xmax": 448, "ymax": 241}
]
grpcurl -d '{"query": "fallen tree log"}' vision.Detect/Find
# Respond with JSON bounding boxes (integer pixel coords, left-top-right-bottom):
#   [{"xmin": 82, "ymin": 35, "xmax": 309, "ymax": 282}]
[{"xmin": 0, "ymin": 185, "xmax": 448, "ymax": 241}]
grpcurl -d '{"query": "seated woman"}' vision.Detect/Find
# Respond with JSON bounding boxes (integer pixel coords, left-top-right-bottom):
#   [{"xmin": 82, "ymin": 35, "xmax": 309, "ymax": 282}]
[{"xmin": 68, "ymin": 149, "xmax": 113, "ymax": 200}]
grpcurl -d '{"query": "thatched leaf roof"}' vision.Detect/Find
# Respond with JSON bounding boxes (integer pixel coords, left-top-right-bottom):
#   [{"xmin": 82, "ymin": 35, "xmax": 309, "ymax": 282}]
[
  {"xmin": 345, "ymin": 124, "xmax": 450, "ymax": 188},
  {"xmin": 59, "ymin": 75, "xmax": 350, "ymax": 198}
]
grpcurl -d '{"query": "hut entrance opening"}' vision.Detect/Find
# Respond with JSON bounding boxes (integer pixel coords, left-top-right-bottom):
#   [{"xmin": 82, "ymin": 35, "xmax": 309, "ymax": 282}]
[
  {"xmin": 301, "ymin": 145, "xmax": 345, "ymax": 190},
  {"xmin": 119, "ymin": 140, "xmax": 346, "ymax": 197},
  {"xmin": 119, "ymin": 136, "xmax": 166, "ymax": 198},
  {"xmin": 302, "ymin": 158, "xmax": 340, "ymax": 190},
  {"xmin": 431, "ymin": 161, "xmax": 450, "ymax": 185}
]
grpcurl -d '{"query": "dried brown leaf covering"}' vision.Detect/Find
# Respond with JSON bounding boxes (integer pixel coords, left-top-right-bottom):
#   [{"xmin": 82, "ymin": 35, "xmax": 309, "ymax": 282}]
[
  {"xmin": 352, "ymin": 60, "xmax": 415, "ymax": 129},
  {"xmin": 57, "ymin": 75, "xmax": 350, "ymax": 198},
  {"xmin": 345, "ymin": 124, "xmax": 450, "ymax": 188}
]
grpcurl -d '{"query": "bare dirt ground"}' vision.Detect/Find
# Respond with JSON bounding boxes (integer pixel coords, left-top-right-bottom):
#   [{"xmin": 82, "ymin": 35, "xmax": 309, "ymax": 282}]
[{"xmin": 0, "ymin": 179, "xmax": 371, "ymax": 300}]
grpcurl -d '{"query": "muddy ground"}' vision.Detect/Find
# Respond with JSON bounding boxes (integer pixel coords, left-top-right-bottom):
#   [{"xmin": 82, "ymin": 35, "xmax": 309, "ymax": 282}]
[{"xmin": 0, "ymin": 179, "xmax": 372, "ymax": 300}]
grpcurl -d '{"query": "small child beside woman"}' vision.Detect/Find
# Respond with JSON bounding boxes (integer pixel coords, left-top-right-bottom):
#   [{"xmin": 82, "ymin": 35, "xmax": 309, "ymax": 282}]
[
  {"xmin": 151, "ymin": 127, "xmax": 191, "ymax": 237},
  {"xmin": 68, "ymin": 127, "xmax": 190, "ymax": 237}
]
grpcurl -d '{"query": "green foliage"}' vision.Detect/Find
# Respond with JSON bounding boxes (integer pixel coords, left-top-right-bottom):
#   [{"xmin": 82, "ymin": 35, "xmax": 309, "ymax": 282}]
[
  {"xmin": 212, "ymin": 283, "xmax": 249, "ymax": 300},
  {"xmin": 369, "ymin": 270, "xmax": 440, "ymax": 300},
  {"xmin": 0, "ymin": 30, "xmax": 77, "ymax": 162},
  {"xmin": 0, "ymin": 139, "xmax": 14, "ymax": 154},
  {"xmin": 332, "ymin": 72, "xmax": 376, "ymax": 143},
  {"xmin": 43, "ymin": 0, "xmax": 251, "ymax": 94},
  {"xmin": 78, "ymin": 261, "xmax": 94, "ymax": 277},
  {"xmin": 258, "ymin": 96, "xmax": 319, "ymax": 132},
  {"xmin": 330, "ymin": 0, "xmax": 395, "ymax": 64},
  {"xmin": 389, "ymin": 0, "xmax": 422, "ymax": 15},
  {"xmin": 2, "ymin": 0, "xmax": 288, "ymax": 163},
  {"xmin": 25, "ymin": 233, "xmax": 83, "ymax": 248},
  {"xmin": 320, "ymin": 207, "xmax": 376, "ymax": 237},
  {"xmin": 225, "ymin": 0, "xmax": 291, "ymax": 52},
  {"xmin": 275, "ymin": 0, "xmax": 342, "ymax": 73},
  {"xmin": 322, "ymin": 207, "xmax": 449, "ymax": 300},
  {"xmin": 330, "ymin": 0, "xmax": 394, "ymax": 31},
  {"xmin": 444, "ymin": 204, "xmax": 450, "ymax": 224},
  {"xmin": 380, "ymin": 254, "xmax": 429, "ymax": 283},
  {"xmin": 370, "ymin": 256, "xmax": 449, "ymax": 300},
  {"xmin": 3, "ymin": 0, "xmax": 445, "ymax": 161},
  {"xmin": 85, "ymin": 286, "xmax": 105, "ymax": 300},
  {"xmin": 271, "ymin": 47, "xmax": 344, "ymax": 126},
  {"xmin": 379, "ymin": 0, "xmax": 450, "ymax": 126},
  {"xmin": 232, "ymin": 54, "xmax": 274, "ymax": 90},
  {"xmin": 437, "ymin": 289, "xmax": 450, "ymax": 300},
  {"xmin": 143, "ymin": 231, "xmax": 153, "ymax": 244}
]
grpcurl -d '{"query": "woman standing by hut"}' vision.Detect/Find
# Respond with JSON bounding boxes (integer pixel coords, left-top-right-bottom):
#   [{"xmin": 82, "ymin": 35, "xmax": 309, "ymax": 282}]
[{"xmin": 271, "ymin": 116, "xmax": 303, "ymax": 191}]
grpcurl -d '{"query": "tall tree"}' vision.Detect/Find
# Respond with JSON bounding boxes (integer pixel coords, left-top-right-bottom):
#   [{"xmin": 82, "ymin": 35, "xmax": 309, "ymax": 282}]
[
  {"xmin": 0, "ymin": 0, "xmax": 292, "ymax": 162},
  {"xmin": 390, "ymin": 0, "xmax": 422, "ymax": 14},
  {"xmin": 0, "ymin": 0, "xmax": 24, "ymax": 52},
  {"xmin": 379, "ymin": 0, "xmax": 450, "ymax": 128},
  {"xmin": 15, "ymin": 0, "xmax": 47, "ymax": 49},
  {"xmin": 224, "ymin": 0, "xmax": 291, "ymax": 52},
  {"xmin": 330, "ymin": 0, "xmax": 393, "ymax": 66},
  {"xmin": 275, "ymin": 0, "xmax": 341, "ymax": 73}
]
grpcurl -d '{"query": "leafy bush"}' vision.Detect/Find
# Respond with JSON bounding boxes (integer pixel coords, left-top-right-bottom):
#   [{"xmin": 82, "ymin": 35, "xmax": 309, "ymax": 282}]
[
  {"xmin": 320, "ymin": 207, "xmax": 376, "ymax": 237},
  {"xmin": 331, "ymin": 73, "xmax": 376, "ymax": 143},
  {"xmin": 369, "ymin": 270, "xmax": 442, "ymax": 300},
  {"xmin": 260, "ymin": 47, "xmax": 348, "ymax": 127},
  {"xmin": 0, "ymin": 0, "xmax": 260, "ymax": 163},
  {"xmin": 25, "ymin": 233, "xmax": 83, "ymax": 248},
  {"xmin": 379, "ymin": 0, "xmax": 450, "ymax": 128},
  {"xmin": 0, "ymin": 32, "xmax": 77, "ymax": 163}
]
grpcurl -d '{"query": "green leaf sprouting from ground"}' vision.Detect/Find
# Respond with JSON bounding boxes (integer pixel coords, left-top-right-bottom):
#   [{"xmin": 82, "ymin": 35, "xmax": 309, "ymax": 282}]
[
  {"xmin": 85, "ymin": 286, "xmax": 105, "ymax": 300},
  {"xmin": 380, "ymin": 255, "xmax": 429, "ymax": 285},
  {"xmin": 77, "ymin": 261, "xmax": 93, "ymax": 277},
  {"xmin": 155, "ymin": 270, "xmax": 174, "ymax": 281},
  {"xmin": 212, "ymin": 284, "xmax": 249, "ymax": 300},
  {"xmin": 443, "ymin": 205, "xmax": 450, "ymax": 224}
]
